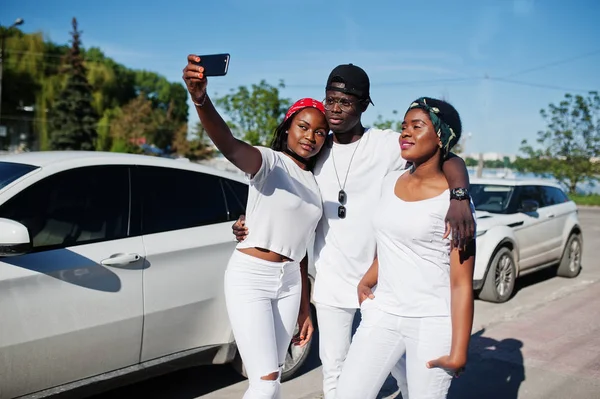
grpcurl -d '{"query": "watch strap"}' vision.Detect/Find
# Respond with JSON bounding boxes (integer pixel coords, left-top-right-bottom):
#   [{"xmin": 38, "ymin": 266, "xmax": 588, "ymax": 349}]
[{"xmin": 450, "ymin": 187, "xmax": 470, "ymax": 200}]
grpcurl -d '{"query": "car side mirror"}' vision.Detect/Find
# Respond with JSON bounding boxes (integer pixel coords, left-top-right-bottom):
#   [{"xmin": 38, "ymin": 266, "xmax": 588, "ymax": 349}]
[
  {"xmin": 0, "ymin": 218, "xmax": 32, "ymax": 257},
  {"xmin": 520, "ymin": 199, "xmax": 539, "ymax": 213}
]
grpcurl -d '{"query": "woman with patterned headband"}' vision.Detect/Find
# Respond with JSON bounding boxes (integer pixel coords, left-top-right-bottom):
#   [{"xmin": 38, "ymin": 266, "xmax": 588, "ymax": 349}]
[
  {"xmin": 334, "ymin": 97, "xmax": 476, "ymax": 399},
  {"xmin": 183, "ymin": 55, "xmax": 328, "ymax": 399}
]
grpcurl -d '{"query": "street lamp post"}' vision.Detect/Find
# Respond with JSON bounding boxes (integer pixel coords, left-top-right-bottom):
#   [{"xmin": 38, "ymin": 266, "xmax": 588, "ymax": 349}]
[{"xmin": 0, "ymin": 18, "xmax": 25, "ymax": 148}]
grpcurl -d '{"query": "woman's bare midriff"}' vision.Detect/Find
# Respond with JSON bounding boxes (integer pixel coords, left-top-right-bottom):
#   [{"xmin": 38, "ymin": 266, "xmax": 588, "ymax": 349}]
[{"xmin": 237, "ymin": 247, "xmax": 292, "ymax": 262}]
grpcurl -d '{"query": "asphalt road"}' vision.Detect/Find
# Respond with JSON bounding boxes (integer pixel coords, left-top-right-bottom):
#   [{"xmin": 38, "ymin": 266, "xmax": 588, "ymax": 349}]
[{"xmin": 89, "ymin": 207, "xmax": 600, "ymax": 399}]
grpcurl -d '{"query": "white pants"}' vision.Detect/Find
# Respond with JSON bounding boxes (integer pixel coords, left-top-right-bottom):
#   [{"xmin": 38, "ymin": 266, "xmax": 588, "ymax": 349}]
[
  {"xmin": 316, "ymin": 303, "xmax": 408, "ymax": 399},
  {"xmin": 335, "ymin": 301, "xmax": 453, "ymax": 399},
  {"xmin": 224, "ymin": 250, "xmax": 302, "ymax": 399}
]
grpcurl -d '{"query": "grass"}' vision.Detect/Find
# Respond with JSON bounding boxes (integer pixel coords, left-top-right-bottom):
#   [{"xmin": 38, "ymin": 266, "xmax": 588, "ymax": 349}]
[{"xmin": 569, "ymin": 193, "xmax": 600, "ymax": 206}]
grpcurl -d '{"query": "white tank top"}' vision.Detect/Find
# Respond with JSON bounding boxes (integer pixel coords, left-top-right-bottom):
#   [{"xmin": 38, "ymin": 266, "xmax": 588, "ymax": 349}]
[
  {"xmin": 371, "ymin": 169, "xmax": 475, "ymax": 317},
  {"xmin": 236, "ymin": 146, "xmax": 323, "ymax": 262}
]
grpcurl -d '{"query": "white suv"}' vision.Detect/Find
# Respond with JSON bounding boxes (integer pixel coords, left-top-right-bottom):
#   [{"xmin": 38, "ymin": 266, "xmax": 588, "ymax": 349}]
[
  {"xmin": 471, "ymin": 178, "xmax": 583, "ymax": 303},
  {"xmin": 0, "ymin": 151, "xmax": 313, "ymax": 398}
]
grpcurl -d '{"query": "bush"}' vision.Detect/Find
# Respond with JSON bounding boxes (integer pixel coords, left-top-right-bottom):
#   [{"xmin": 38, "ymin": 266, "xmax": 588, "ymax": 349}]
[{"xmin": 569, "ymin": 194, "xmax": 600, "ymax": 206}]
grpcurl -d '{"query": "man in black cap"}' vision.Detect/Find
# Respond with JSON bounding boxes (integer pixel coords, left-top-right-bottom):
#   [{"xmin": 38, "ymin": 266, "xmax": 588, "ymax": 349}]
[
  {"xmin": 233, "ymin": 63, "xmax": 474, "ymax": 398},
  {"xmin": 310, "ymin": 64, "xmax": 473, "ymax": 397}
]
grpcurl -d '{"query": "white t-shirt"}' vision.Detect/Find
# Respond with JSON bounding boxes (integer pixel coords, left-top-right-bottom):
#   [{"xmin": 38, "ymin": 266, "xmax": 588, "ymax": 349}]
[
  {"xmin": 312, "ymin": 128, "xmax": 406, "ymax": 308},
  {"xmin": 371, "ymin": 170, "xmax": 475, "ymax": 317},
  {"xmin": 236, "ymin": 146, "xmax": 323, "ymax": 262}
]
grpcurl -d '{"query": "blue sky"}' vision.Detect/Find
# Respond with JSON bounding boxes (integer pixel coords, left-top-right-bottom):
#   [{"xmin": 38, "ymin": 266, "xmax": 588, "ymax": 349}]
[{"xmin": 4, "ymin": 0, "xmax": 600, "ymax": 156}]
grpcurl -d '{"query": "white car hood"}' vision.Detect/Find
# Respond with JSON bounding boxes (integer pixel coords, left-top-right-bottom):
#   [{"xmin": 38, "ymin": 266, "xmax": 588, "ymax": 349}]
[{"xmin": 475, "ymin": 210, "xmax": 525, "ymax": 233}]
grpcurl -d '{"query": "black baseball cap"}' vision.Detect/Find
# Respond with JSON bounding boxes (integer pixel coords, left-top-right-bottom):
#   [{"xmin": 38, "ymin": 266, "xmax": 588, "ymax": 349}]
[{"xmin": 326, "ymin": 63, "xmax": 374, "ymax": 105}]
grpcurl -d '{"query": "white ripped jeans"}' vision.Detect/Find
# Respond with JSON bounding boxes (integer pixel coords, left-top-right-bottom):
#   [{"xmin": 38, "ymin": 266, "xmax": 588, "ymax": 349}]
[
  {"xmin": 224, "ymin": 250, "xmax": 302, "ymax": 399},
  {"xmin": 316, "ymin": 303, "xmax": 408, "ymax": 399},
  {"xmin": 335, "ymin": 300, "xmax": 453, "ymax": 399}
]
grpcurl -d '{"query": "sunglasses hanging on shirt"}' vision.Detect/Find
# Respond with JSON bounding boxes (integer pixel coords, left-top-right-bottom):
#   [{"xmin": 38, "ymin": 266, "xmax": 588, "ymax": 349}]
[
  {"xmin": 338, "ymin": 189, "xmax": 347, "ymax": 219},
  {"xmin": 331, "ymin": 136, "xmax": 362, "ymax": 220}
]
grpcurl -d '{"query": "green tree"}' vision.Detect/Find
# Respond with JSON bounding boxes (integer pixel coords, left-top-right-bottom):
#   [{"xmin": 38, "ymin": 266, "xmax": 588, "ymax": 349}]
[
  {"xmin": 85, "ymin": 47, "xmax": 136, "ymax": 115},
  {"xmin": 465, "ymin": 157, "xmax": 478, "ymax": 167},
  {"xmin": 0, "ymin": 27, "xmax": 44, "ymax": 150},
  {"xmin": 134, "ymin": 70, "xmax": 188, "ymax": 123},
  {"xmin": 48, "ymin": 18, "xmax": 98, "ymax": 150},
  {"xmin": 215, "ymin": 80, "xmax": 291, "ymax": 145},
  {"xmin": 96, "ymin": 107, "xmax": 121, "ymax": 151},
  {"xmin": 3, "ymin": 26, "xmax": 188, "ymax": 153},
  {"xmin": 172, "ymin": 121, "xmax": 215, "ymax": 161},
  {"xmin": 148, "ymin": 100, "xmax": 181, "ymax": 151},
  {"xmin": 373, "ymin": 110, "xmax": 402, "ymax": 131},
  {"xmin": 108, "ymin": 94, "xmax": 154, "ymax": 153},
  {"xmin": 515, "ymin": 91, "xmax": 600, "ymax": 194},
  {"xmin": 37, "ymin": 40, "xmax": 69, "ymax": 150},
  {"xmin": 108, "ymin": 93, "xmax": 183, "ymax": 154}
]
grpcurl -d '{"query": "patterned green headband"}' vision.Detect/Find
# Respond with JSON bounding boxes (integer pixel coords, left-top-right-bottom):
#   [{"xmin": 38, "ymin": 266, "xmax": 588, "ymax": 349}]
[{"xmin": 408, "ymin": 98, "xmax": 457, "ymax": 158}]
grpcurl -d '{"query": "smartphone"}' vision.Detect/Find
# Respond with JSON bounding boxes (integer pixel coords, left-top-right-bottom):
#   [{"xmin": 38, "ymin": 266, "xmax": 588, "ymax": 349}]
[{"xmin": 193, "ymin": 53, "xmax": 230, "ymax": 77}]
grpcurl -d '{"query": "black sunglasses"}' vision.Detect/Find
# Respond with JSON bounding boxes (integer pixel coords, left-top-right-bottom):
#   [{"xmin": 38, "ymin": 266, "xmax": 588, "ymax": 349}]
[{"xmin": 338, "ymin": 189, "xmax": 347, "ymax": 219}]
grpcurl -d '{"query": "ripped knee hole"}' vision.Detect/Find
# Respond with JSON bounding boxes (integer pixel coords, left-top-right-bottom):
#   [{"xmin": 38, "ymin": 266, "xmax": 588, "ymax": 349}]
[{"xmin": 260, "ymin": 371, "xmax": 280, "ymax": 381}]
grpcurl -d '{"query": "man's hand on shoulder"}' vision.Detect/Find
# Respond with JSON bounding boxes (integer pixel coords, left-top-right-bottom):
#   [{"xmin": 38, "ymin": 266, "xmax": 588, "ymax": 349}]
[{"xmin": 444, "ymin": 198, "xmax": 475, "ymax": 250}]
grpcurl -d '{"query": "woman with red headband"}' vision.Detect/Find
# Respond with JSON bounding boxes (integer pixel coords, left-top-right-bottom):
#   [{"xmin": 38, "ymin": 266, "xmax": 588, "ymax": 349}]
[{"xmin": 183, "ymin": 55, "xmax": 328, "ymax": 399}]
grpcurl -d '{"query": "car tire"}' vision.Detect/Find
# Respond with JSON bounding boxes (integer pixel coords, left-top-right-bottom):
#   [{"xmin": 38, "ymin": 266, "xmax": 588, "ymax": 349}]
[
  {"xmin": 231, "ymin": 304, "xmax": 317, "ymax": 382},
  {"xmin": 280, "ymin": 304, "xmax": 316, "ymax": 382},
  {"xmin": 479, "ymin": 246, "xmax": 517, "ymax": 303},
  {"xmin": 557, "ymin": 234, "xmax": 582, "ymax": 278}
]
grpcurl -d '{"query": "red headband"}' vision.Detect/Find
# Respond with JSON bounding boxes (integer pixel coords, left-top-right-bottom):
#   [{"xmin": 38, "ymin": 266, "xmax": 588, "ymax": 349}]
[{"xmin": 284, "ymin": 98, "xmax": 326, "ymax": 122}]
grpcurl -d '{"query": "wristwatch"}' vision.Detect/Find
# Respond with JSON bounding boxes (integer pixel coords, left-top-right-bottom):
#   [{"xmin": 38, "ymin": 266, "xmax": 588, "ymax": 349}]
[{"xmin": 450, "ymin": 187, "xmax": 470, "ymax": 201}]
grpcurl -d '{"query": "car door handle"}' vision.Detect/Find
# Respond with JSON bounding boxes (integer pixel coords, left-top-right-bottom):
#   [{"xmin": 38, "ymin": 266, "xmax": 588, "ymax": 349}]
[
  {"xmin": 547, "ymin": 213, "xmax": 555, "ymax": 218},
  {"xmin": 101, "ymin": 253, "xmax": 141, "ymax": 266}
]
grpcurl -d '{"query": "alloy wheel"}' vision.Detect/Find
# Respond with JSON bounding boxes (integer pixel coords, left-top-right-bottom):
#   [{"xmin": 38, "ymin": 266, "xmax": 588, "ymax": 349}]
[
  {"xmin": 569, "ymin": 239, "xmax": 581, "ymax": 273},
  {"xmin": 495, "ymin": 254, "xmax": 514, "ymax": 297}
]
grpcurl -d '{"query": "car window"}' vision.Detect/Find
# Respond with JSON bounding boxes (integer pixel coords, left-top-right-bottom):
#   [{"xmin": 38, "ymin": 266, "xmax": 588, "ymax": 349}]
[
  {"xmin": 516, "ymin": 185, "xmax": 545, "ymax": 209},
  {"xmin": 221, "ymin": 178, "xmax": 248, "ymax": 221},
  {"xmin": 470, "ymin": 184, "xmax": 514, "ymax": 213},
  {"xmin": 0, "ymin": 166, "xmax": 130, "ymax": 251},
  {"xmin": 552, "ymin": 187, "xmax": 570, "ymax": 203},
  {"xmin": 136, "ymin": 166, "xmax": 228, "ymax": 235},
  {"xmin": 0, "ymin": 161, "xmax": 39, "ymax": 190},
  {"xmin": 541, "ymin": 186, "xmax": 570, "ymax": 205}
]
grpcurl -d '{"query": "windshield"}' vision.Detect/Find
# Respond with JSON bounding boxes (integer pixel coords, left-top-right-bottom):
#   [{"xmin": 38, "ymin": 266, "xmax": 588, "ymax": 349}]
[
  {"xmin": 0, "ymin": 161, "xmax": 39, "ymax": 191},
  {"xmin": 471, "ymin": 183, "xmax": 515, "ymax": 213}
]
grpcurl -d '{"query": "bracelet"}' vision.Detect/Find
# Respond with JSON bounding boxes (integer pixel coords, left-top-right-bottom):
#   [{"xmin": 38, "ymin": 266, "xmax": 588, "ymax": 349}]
[{"xmin": 193, "ymin": 93, "xmax": 208, "ymax": 107}]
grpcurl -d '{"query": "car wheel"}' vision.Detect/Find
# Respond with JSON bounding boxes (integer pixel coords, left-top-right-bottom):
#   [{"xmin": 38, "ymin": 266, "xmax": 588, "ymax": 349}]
[
  {"xmin": 231, "ymin": 304, "xmax": 317, "ymax": 382},
  {"xmin": 557, "ymin": 234, "xmax": 582, "ymax": 278},
  {"xmin": 281, "ymin": 304, "xmax": 316, "ymax": 382},
  {"xmin": 479, "ymin": 247, "xmax": 517, "ymax": 303}
]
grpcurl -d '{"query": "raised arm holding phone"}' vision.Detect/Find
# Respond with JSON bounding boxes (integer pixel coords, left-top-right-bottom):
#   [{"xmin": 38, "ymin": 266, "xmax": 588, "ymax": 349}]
[{"xmin": 183, "ymin": 54, "xmax": 328, "ymax": 399}]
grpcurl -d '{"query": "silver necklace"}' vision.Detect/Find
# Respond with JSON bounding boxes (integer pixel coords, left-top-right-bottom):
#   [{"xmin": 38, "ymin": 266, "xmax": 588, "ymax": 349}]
[{"xmin": 331, "ymin": 135, "xmax": 362, "ymax": 219}]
